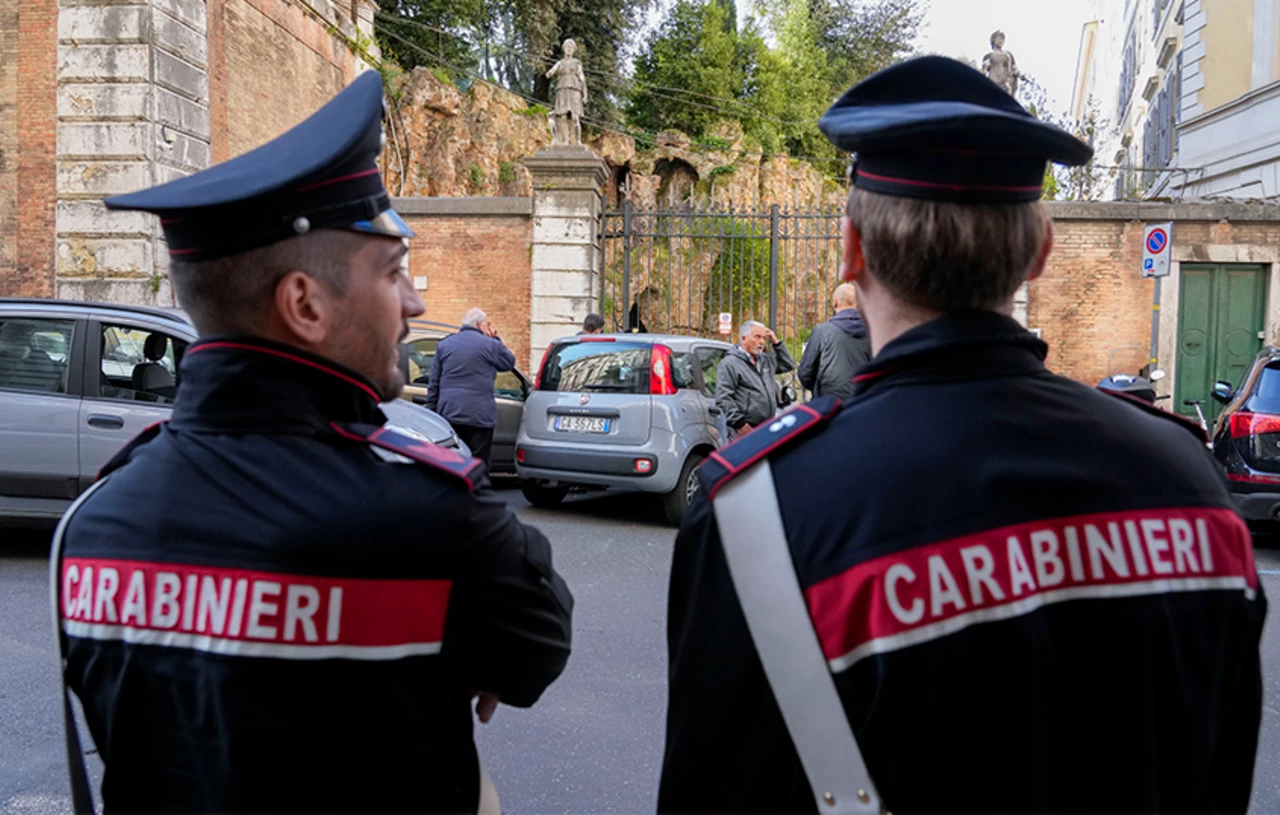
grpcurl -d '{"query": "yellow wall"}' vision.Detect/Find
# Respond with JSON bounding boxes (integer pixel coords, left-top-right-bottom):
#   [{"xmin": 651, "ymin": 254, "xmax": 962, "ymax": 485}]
[{"xmin": 1201, "ymin": 0, "xmax": 1256, "ymax": 111}]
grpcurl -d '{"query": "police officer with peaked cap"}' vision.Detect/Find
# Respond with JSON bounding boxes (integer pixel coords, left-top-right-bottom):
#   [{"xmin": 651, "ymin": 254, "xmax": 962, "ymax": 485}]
[
  {"xmin": 52, "ymin": 71, "xmax": 572, "ymax": 813},
  {"xmin": 659, "ymin": 56, "xmax": 1266, "ymax": 813}
]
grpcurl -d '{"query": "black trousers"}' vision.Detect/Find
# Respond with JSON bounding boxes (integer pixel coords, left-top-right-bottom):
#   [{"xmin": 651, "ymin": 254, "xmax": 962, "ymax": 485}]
[{"xmin": 452, "ymin": 424, "xmax": 494, "ymax": 470}]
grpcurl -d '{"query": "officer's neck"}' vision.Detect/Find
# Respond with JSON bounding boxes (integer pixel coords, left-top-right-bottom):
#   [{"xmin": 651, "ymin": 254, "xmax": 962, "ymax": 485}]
[{"xmin": 863, "ymin": 295, "xmax": 1015, "ymax": 356}]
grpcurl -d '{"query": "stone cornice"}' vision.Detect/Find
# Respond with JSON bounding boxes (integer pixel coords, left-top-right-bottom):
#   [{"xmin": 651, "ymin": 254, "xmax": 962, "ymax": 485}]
[{"xmin": 1044, "ymin": 200, "xmax": 1280, "ymax": 221}]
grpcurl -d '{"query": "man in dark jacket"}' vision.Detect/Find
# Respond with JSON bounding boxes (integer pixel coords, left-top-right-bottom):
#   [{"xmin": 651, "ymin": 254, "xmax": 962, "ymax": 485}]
[
  {"xmin": 427, "ymin": 307, "xmax": 517, "ymax": 470},
  {"xmin": 798, "ymin": 283, "xmax": 871, "ymax": 400},
  {"xmin": 660, "ymin": 56, "xmax": 1265, "ymax": 814},
  {"xmin": 55, "ymin": 73, "xmax": 572, "ymax": 814},
  {"xmin": 714, "ymin": 320, "xmax": 795, "ymax": 437}
]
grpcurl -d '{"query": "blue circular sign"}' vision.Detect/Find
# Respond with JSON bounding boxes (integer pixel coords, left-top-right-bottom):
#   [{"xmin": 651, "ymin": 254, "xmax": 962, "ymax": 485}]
[{"xmin": 1146, "ymin": 228, "xmax": 1168, "ymax": 254}]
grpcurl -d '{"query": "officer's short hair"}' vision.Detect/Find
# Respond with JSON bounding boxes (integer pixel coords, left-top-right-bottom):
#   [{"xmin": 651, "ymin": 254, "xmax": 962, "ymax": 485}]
[
  {"xmin": 582, "ymin": 313, "xmax": 604, "ymax": 333},
  {"xmin": 170, "ymin": 230, "xmax": 363, "ymax": 335},
  {"xmin": 846, "ymin": 187, "xmax": 1048, "ymax": 312}
]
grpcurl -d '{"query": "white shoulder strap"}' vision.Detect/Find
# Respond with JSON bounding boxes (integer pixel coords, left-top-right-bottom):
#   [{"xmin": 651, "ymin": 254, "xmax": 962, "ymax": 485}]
[
  {"xmin": 712, "ymin": 460, "xmax": 881, "ymax": 814},
  {"xmin": 50, "ymin": 479, "xmax": 109, "ymax": 815}
]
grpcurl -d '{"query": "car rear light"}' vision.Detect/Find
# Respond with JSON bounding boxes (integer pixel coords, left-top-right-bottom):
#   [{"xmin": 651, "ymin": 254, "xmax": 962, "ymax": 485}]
[
  {"xmin": 634, "ymin": 459, "xmax": 653, "ymax": 473},
  {"xmin": 578, "ymin": 336, "xmax": 616, "ymax": 342},
  {"xmin": 1229, "ymin": 411, "xmax": 1280, "ymax": 438},
  {"xmin": 534, "ymin": 344, "xmax": 553, "ymax": 390},
  {"xmin": 516, "ymin": 448, "xmax": 526, "ymax": 463},
  {"xmin": 650, "ymin": 344, "xmax": 676, "ymax": 396},
  {"xmin": 1227, "ymin": 472, "xmax": 1280, "ymax": 484}
]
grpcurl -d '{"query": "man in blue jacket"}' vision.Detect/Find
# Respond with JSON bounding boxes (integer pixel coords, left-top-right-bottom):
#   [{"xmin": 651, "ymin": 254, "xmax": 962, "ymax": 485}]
[{"xmin": 427, "ymin": 307, "xmax": 516, "ymax": 470}]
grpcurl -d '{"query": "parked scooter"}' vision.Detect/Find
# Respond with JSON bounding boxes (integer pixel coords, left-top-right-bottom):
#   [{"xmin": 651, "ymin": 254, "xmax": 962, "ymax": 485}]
[{"xmin": 1096, "ymin": 369, "xmax": 1168, "ymax": 405}]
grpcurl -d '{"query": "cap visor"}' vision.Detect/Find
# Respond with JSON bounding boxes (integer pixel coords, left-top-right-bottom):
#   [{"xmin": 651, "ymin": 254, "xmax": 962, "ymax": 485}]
[{"xmin": 348, "ymin": 208, "xmax": 415, "ymax": 239}]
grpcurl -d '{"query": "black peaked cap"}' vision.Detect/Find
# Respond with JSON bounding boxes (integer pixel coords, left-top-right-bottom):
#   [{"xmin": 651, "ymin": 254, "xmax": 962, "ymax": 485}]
[{"xmin": 105, "ymin": 70, "xmax": 413, "ymax": 261}]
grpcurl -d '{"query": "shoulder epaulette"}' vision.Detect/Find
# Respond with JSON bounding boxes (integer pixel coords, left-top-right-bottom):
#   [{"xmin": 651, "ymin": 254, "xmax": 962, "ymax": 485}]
[
  {"xmin": 331, "ymin": 421, "xmax": 484, "ymax": 490},
  {"xmin": 1100, "ymin": 390, "xmax": 1209, "ymax": 444},
  {"xmin": 96, "ymin": 420, "xmax": 168, "ymax": 480},
  {"xmin": 701, "ymin": 397, "xmax": 841, "ymax": 499}
]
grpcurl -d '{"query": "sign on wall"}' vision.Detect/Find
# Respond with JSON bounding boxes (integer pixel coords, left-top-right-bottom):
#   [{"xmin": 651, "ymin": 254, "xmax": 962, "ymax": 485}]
[
  {"xmin": 1141, "ymin": 222, "xmax": 1173, "ymax": 278},
  {"xmin": 718, "ymin": 312, "xmax": 733, "ymax": 335}
]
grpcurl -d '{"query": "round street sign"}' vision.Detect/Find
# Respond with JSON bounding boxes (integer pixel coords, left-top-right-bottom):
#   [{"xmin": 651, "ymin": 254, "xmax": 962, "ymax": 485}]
[{"xmin": 1146, "ymin": 228, "xmax": 1168, "ymax": 254}]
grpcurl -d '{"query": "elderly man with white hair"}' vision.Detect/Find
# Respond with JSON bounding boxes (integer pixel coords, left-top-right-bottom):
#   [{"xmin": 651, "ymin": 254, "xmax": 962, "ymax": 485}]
[
  {"xmin": 426, "ymin": 307, "xmax": 516, "ymax": 469},
  {"xmin": 714, "ymin": 320, "xmax": 795, "ymax": 438}
]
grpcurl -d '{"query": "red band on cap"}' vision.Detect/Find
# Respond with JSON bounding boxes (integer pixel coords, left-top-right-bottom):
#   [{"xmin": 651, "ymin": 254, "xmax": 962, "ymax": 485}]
[{"xmin": 856, "ymin": 169, "xmax": 1043, "ymax": 194}]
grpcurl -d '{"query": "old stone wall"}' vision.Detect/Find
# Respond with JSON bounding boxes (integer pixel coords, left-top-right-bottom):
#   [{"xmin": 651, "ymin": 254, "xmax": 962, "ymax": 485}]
[
  {"xmin": 0, "ymin": 0, "xmax": 18, "ymax": 286},
  {"xmin": 53, "ymin": 0, "xmax": 212, "ymax": 305},
  {"xmin": 2, "ymin": 0, "xmax": 376, "ymax": 301},
  {"xmin": 397, "ymin": 198, "xmax": 534, "ymax": 369},
  {"xmin": 384, "ymin": 67, "xmax": 845, "ymax": 211}
]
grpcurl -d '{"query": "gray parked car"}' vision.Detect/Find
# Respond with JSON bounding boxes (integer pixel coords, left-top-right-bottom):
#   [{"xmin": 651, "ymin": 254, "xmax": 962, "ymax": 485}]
[
  {"xmin": 515, "ymin": 333, "xmax": 736, "ymax": 525},
  {"xmin": 0, "ymin": 298, "xmax": 465, "ymax": 527}
]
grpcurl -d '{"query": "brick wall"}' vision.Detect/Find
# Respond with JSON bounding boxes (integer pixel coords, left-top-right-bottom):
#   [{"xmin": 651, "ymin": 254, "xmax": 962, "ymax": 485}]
[
  {"xmin": 215, "ymin": 0, "xmax": 352, "ymax": 160},
  {"xmin": 1031, "ymin": 202, "xmax": 1280, "ymax": 387},
  {"xmin": 9, "ymin": 0, "xmax": 57, "ymax": 298},
  {"xmin": 1030, "ymin": 218, "xmax": 1153, "ymax": 384},
  {"xmin": 399, "ymin": 199, "xmax": 534, "ymax": 370}
]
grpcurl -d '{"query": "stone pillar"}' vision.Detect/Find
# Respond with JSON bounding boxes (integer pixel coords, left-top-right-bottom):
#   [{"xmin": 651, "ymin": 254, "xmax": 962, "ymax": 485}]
[
  {"xmin": 54, "ymin": 0, "xmax": 210, "ymax": 305},
  {"xmin": 523, "ymin": 145, "xmax": 609, "ymax": 370}
]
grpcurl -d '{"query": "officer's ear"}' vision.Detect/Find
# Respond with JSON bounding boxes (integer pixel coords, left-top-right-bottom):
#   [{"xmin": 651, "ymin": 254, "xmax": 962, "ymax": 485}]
[
  {"xmin": 841, "ymin": 216, "xmax": 867, "ymax": 284},
  {"xmin": 1026, "ymin": 216, "xmax": 1054, "ymax": 283},
  {"xmin": 273, "ymin": 270, "xmax": 336, "ymax": 345}
]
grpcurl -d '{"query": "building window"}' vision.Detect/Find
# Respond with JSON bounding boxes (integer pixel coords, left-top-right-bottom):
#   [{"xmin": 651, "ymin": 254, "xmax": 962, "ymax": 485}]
[{"xmin": 1118, "ymin": 33, "xmax": 1138, "ymax": 120}]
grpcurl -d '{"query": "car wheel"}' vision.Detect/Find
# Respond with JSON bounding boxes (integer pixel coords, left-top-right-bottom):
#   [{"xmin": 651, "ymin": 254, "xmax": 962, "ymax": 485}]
[
  {"xmin": 520, "ymin": 478, "xmax": 569, "ymax": 508},
  {"xmin": 662, "ymin": 454, "xmax": 705, "ymax": 527}
]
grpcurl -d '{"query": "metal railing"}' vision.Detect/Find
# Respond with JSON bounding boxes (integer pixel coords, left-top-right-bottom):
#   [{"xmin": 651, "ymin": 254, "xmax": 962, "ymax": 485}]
[{"xmin": 599, "ymin": 202, "xmax": 845, "ymax": 356}]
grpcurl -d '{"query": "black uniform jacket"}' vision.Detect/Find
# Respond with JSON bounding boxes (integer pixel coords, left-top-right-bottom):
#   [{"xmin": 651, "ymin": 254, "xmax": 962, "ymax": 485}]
[
  {"xmin": 57, "ymin": 337, "xmax": 573, "ymax": 814},
  {"xmin": 659, "ymin": 311, "xmax": 1266, "ymax": 814}
]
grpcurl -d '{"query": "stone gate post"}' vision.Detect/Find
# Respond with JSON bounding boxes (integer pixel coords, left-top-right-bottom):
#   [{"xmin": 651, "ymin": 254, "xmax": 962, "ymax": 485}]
[{"xmin": 523, "ymin": 145, "xmax": 609, "ymax": 371}]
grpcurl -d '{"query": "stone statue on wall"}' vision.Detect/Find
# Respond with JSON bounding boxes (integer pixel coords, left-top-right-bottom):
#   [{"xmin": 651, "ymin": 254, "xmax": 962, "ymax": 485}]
[
  {"xmin": 546, "ymin": 39, "xmax": 587, "ymax": 146},
  {"xmin": 982, "ymin": 30, "xmax": 1019, "ymax": 97}
]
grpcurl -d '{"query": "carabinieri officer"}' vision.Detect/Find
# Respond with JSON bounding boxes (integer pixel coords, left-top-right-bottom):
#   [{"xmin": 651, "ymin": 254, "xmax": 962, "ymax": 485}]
[
  {"xmin": 659, "ymin": 56, "xmax": 1266, "ymax": 814},
  {"xmin": 54, "ymin": 71, "xmax": 573, "ymax": 813}
]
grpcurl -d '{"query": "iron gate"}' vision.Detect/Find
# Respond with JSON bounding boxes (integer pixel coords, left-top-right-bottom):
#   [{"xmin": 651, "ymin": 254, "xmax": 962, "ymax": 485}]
[{"xmin": 599, "ymin": 202, "xmax": 845, "ymax": 356}]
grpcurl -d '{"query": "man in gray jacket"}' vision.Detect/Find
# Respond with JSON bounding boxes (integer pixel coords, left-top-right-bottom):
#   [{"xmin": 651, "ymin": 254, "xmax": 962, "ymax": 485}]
[
  {"xmin": 715, "ymin": 320, "xmax": 795, "ymax": 437},
  {"xmin": 798, "ymin": 283, "xmax": 871, "ymax": 401}
]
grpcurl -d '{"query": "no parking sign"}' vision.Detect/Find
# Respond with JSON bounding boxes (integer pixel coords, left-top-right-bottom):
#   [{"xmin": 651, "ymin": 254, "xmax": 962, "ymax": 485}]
[{"xmin": 1141, "ymin": 222, "xmax": 1172, "ymax": 278}]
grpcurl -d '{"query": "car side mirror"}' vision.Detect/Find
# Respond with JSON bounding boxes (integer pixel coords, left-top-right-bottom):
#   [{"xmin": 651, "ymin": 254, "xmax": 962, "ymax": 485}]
[{"xmin": 1211, "ymin": 381, "xmax": 1234, "ymax": 404}]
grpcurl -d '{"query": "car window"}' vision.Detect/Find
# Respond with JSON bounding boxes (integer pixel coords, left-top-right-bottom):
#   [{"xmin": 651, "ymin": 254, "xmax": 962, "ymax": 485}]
[
  {"xmin": 97, "ymin": 324, "xmax": 188, "ymax": 405},
  {"xmin": 538, "ymin": 341, "xmax": 652, "ymax": 393},
  {"xmin": 1247, "ymin": 364, "xmax": 1280, "ymax": 413},
  {"xmin": 695, "ymin": 347, "xmax": 728, "ymax": 396},
  {"xmin": 405, "ymin": 337, "xmax": 439, "ymax": 386},
  {"xmin": 495, "ymin": 370, "xmax": 525, "ymax": 399},
  {"xmin": 0, "ymin": 317, "xmax": 75, "ymax": 395},
  {"xmin": 672, "ymin": 352, "xmax": 696, "ymax": 390}
]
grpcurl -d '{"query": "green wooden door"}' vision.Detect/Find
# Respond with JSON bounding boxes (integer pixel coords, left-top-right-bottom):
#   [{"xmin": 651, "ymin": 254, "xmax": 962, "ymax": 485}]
[{"xmin": 1175, "ymin": 263, "xmax": 1267, "ymax": 422}]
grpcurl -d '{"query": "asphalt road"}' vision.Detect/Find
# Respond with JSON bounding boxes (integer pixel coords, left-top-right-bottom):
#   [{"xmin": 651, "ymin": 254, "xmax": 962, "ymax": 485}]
[{"xmin": 3, "ymin": 491, "xmax": 1280, "ymax": 814}]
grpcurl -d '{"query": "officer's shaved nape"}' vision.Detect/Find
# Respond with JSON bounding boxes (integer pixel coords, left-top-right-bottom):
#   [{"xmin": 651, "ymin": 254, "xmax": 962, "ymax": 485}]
[
  {"xmin": 171, "ymin": 230, "xmax": 365, "ymax": 336},
  {"xmin": 845, "ymin": 187, "xmax": 1048, "ymax": 314}
]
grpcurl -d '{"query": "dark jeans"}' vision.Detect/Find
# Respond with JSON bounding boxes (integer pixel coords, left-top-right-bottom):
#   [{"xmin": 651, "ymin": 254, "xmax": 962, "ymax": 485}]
[{"xmin": 452, "ymin": 424, "xmax": 494, "ymax": 470}]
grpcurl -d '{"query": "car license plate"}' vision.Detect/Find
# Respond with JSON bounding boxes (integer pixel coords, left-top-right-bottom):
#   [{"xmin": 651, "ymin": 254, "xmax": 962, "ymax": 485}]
[{"xmin": 554, "ymin": 415, "xmax": 610, "ymax": 433}]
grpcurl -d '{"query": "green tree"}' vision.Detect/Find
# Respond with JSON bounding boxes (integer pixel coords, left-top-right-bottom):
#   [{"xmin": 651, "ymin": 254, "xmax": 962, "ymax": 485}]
[
  {"xmin": 812, "ymin": 0, "xmax": 922, "ymax": 93},
  {"xmin": 377, "ymin": 0, "xmax": 651, "ymax": 124},
  {"xmin": 627, "ymin": 0, "xmax": 741, "ymax": 138},
  {"xmin": 771, "ymin": 0, "xmax": 832, "ymax": 158}
]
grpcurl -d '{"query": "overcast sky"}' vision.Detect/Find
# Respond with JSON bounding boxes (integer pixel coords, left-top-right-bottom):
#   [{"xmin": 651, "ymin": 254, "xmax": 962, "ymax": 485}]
[{"xmin": 916, "ymin": 0, "xmax": 1095, "ymax": 117}]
